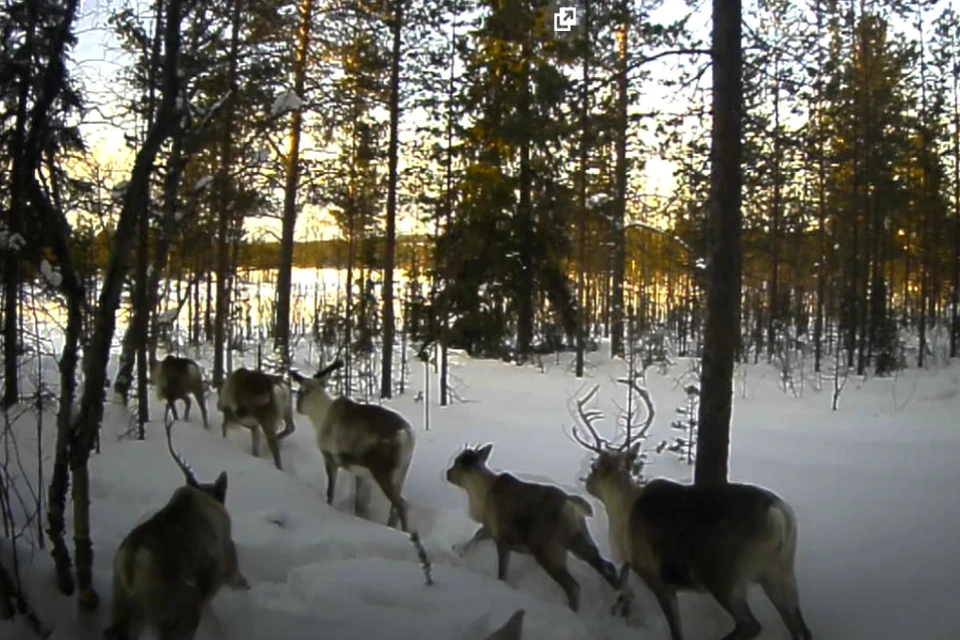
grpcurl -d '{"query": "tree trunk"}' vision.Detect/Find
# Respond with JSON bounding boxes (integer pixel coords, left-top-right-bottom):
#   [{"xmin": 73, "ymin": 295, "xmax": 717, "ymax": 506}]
[
  {"xmin": 147, "ymin": 129, "xmax": 188, "ymax": 366},
  {"xmin": 766, "ymin": 55, "xmax": 782, "ymax": 362},
  {"xmin": 380, "ymin": 0, "xmax": 404, "ymax": 398},
  {"xmin": 609, "ymin": 1, "xmax": 628, "ymax": 360},
  {"xmin": 917, "ymin": 9, "xmax": 929, "ymax": 368},
  {"xmin": 12, "ymin": 0, "xmax": 84, "ymax": 601},
  {"xmin": 952, "ymin": 56, "xmax": 960, "ymax": 358},
  {"xmin": 695, "ymin": 0, "xmax": 741, "ymax": 488},
  {"xmin": 136, "ymin": 0, "xmax": 166, "ymax": 437},
  {"xmin": 45, "ymin": 295, "xmax": 80, "ymax": 597},
  {"xmin": 854, "ymin": 1, "xmax": 869, "ymax": 376},
  {"xmin": 575, "ymin": 0, "xmax": 591, "ymax": 379},
  {"xmin": 275, "ymin": 0, "xmax": 315, "ymax": 368},
  {"xmin": 813, "ymin": 0, "xmax": 827, "ymax": 374},
  {"xmin": 213, "ymin": 0, "xmax": 242, "ymax": 389},
  {"xmin": 68, "ymin": 0, "xmax": 182, "ymax": 609},
  {"xmin": 439, "ymin": 13, "xmax": 457, "ymax": 407},
  {"xmin": 1, "ymin": 0, "xmax": 37, "ymax": 408},
  {"xmin": 515, "ymin": 35, "xmax": 534, "ymax": 363}
]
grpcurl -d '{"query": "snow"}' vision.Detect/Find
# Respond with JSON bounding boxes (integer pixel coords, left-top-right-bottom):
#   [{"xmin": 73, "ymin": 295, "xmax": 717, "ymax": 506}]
[
  {"xmin": 110, "ymin": 181, "xmax": 128, "ymax": 203},
  {"xmin": 157, "ymin": 308, "xmax": 179, "ymax": 324},
  {"xmin": 39, "ymin": 259, "xmax": 63, "ymax": 288},
  {"xmin": 0, "ymin": 228, "xmax": 26, "ymax": 252},
  {"xmin": 587, "ymin": 193, "xmax": 610, "ymax": 209},
  {"xmin": 194, "ymin": 176, "xmax": 214, "ymax": 192},
  {"xmin": 3, "ymin": 349, "xmax": 960, "ymax": 639},
  {"xmin": 271, "ymin": 89, "xmax": 304, "ymax": 117}
]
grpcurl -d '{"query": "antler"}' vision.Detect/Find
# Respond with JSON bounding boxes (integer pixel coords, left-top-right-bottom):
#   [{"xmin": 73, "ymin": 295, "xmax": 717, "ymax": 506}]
[
  {"xmin": 614, "ymin": 377, "xmax": 656, "ymax": 451},
  {"xmin": 570, "ymin": 384, "xmax": 608, "ymax": 453},
  {"xmin": 164, "ymin": 416, "xmax": 199, "ymax": 487}
]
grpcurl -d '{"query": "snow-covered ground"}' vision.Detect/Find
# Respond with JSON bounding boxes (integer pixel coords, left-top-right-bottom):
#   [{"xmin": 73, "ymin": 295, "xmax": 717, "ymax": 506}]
[{"xmin": 2, "ymin": 348, "xmax": 959, "ymax": 639}]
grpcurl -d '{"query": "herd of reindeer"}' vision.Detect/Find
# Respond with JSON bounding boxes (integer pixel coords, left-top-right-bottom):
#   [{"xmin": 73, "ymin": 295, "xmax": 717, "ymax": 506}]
[{"xmin": 100, "ymin": 354, "xmax": 814, "ymax": 640}]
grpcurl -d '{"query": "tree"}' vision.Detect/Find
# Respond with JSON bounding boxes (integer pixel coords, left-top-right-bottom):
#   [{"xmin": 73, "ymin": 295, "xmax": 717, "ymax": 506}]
[
  {"xmin": 608, "ymin": 0, "xmax": 629, "ymax": 360},
  {"xmin": 695, "ymin": 0, "xmax": 741, "ymax": 488},
  {"xmin": 212, "ymin": 0, "xmax": 242, "ymax": 388},
  {"xmin": 380, "ymin": 0, "xmax": 404, "ymax": 398},
  {"xmin": 575, "ymin": 0, "xmax": 593, "ymax": 379},
  {"xmin": 275, "ymin": 0, "xmax": 316, "ymax": 369}
]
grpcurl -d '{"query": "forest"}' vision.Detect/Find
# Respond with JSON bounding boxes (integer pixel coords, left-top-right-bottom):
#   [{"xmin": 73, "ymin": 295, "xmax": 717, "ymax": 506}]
[{"xmin": 1, "ymin": 0, "xmax": 959, "ymax": 632}]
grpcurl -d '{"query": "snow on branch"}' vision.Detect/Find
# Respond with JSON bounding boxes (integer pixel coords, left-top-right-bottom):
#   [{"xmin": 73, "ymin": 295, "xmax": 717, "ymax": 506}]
[
  {"xmin": 270, "ymin": 89, "xmax": 303, "ymax": 117},
  {"xmin": 587, "ymin": 193, "xmax": 610, "ymax": 209},
  {"xmin": 623, "ymin": 219, "xmax": 699, "ymax": 263},
  {"xmin": 0, "ymin": 226, "xmax": 26, "ymax": 252},
  {"xmin": 39, "ymin": 260, "xmax": 63, "ymax": 288},
  {"xmin": 194, "ymin": 175, "xmax": 214, "ymax": 192}
]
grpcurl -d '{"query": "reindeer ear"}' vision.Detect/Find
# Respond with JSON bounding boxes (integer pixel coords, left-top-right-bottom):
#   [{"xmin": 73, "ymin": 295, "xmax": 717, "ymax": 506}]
[
  {"xmin": 477, "ymin": 443, "xmax": 493, "ymax": 462},
  {"xmin": 213, "ymin": 471, "xmax": 228, "ymax": 503},
  {"xmin": 627, "ymin": 442, "xmax": 641, "ymax": 461}
]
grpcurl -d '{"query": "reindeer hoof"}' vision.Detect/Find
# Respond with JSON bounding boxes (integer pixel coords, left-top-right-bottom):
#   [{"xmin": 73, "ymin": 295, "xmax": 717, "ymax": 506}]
[{"xmin": 451, "ymin": 543, "xmax": 466, "ymax": 557}]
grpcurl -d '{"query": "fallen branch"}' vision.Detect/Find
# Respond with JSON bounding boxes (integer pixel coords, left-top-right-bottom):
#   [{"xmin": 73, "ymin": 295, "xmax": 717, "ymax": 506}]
[{"xmin": 409, "ymin": 531, "xmax": 433, "ymax": 586}]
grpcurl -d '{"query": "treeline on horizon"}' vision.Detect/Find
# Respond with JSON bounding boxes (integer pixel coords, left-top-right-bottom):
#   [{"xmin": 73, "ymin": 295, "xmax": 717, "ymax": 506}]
[{"xmin": 43, "ymin": 222, "xmax": 948, "ymax": 300}]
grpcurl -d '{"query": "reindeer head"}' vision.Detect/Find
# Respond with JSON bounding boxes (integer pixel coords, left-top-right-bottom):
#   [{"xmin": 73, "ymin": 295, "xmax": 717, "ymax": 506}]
[
  {"xmin": 195, "ymin": 471, "xmax": 229, "ymax": 504},
  {"xmin": 583, "ymin": 444, "xmax": 642, "ymax": 499},
  {"xmin": 570, "ymin": 383, "xmax": 655, "ymax": 499},
  {"xmin": 290, "ymin": 360, "xmax": 344, "ymax": 414},
  {"xmin": 445, "ymin": 443, "xmax": 493, "ymax": 488}
]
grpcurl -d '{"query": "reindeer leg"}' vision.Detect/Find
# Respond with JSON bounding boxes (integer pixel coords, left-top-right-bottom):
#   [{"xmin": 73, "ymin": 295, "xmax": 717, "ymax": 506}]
[
  {"xmin": 638, "ymin": 569, "xmax": 684, "ymax": 640},
  {"xmin": 568, "ymin": 529, "xmax": 620, "ymax": 589},
  {"xmin": 182, "ymin": 395, "xmax": 192, "ymax": 422},
  {"xmin": 195, "ymin": 392, "xmax": 209, "ymax": 429},
  {"xmin": 277, "ymin": 405, "xmax": 295, "ymax": 439},
  {"xmin": 531, "ymin": 544, "xmax": 580, "ymax": 612},
  {"xmin": 759, "ymin": 566, "xmax": 812, "ymax": 640},
  {"xmin": 712, "ymin": 586, "xmax": 761, "ymax": 640},
  {"xmin": 220, "ymin": 408, "xmax": 232, "ymax": 438},
  {"xmin": 353, "ymin": 475, "xmax": 373, "ymax": 519},
  {"xmin": 321, "ymin": 451, "xmax": 339, "ymax": 505},
  {"xmin": 168, "ymin": 400, "xmax": 180, "ymax": 421},
  {"xmin": 453, "ymin": 525, "xmax": 491, "ymax": 557},
  {"xmin": 495, "ymin": 541, "xmax": 512, "ymax": 580},
  {"xmin": 263, "ymin": 425, "xmax": 283, "ymax": 471},
  {"xmin": 250, "ymin": 428, "xmax": 261, "ymax": 457},
  {"xmin": 371, "ymin": 466, "xmax": 409, "ymax": 532},
  {"xmin": 226, "ymin": 540, "xmax": 249, "ymax": 590}
]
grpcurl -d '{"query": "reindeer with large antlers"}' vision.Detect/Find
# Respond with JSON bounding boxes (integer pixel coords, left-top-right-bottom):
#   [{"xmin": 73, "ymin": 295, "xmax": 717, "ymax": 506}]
[{"xmin": 574, "ymin": 382, "xmax": 812, "ymax": 640}]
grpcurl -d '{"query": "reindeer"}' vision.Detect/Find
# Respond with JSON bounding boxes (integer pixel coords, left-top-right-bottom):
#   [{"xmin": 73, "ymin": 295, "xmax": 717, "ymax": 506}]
[
  {"xmin": 572, "ymin": 383, "xmax": 812, "ymax": 640},
  {"xmin": 217, "ymin": 368, "xmax": 295, "ymax": 471},
  {"xmin": 291, "ymin": 360, "xmax": 415, "ymax": 532},
  {"xmin": 482, "ymin": 609, "xmax": 525, "ymax": 640},
  {"xmin": 445, "ymin": 443, "xmax": 620, "ymax": 612},
  {"xmin": 153, "ymin": 355, "xmax": 209, "ymax": 429},
  {"xmin": 104, "ymin": 420, "xmax": 249, "ymax": 640}
]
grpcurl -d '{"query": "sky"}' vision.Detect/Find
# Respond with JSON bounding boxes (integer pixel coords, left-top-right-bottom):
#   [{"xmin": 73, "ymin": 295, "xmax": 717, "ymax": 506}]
[{"xmin": 67, "ymin": 0, "xmax": 705, "ymax": 242}]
